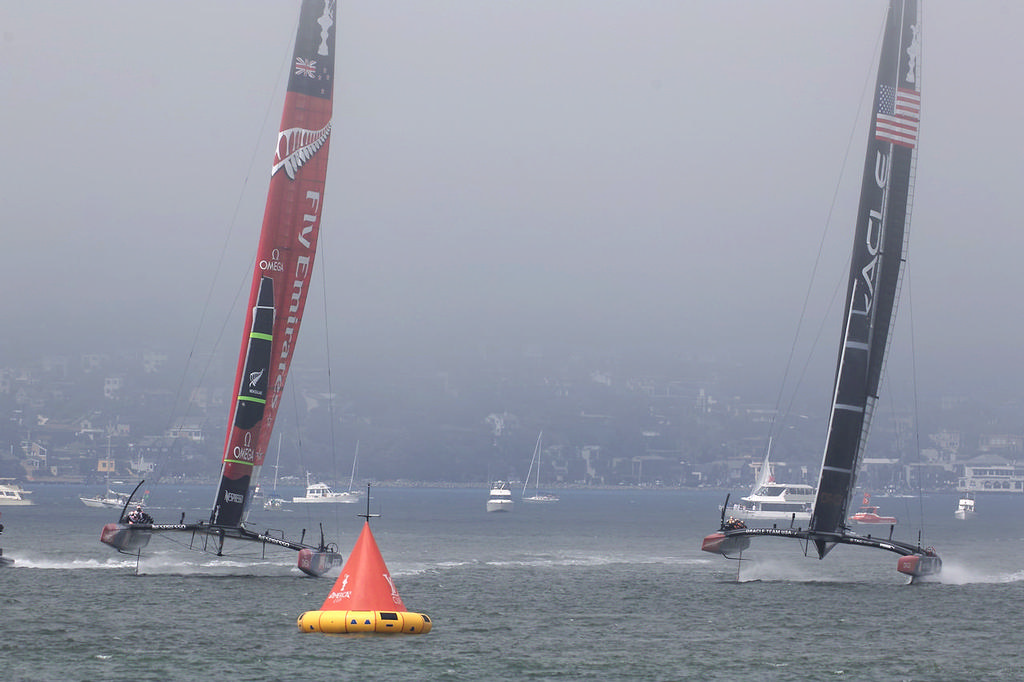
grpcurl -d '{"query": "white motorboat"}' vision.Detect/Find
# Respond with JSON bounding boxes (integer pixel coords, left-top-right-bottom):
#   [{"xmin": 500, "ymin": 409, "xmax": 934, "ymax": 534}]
[
  {"xmin": 80, "ymin": 489, "xmax": 133, "ymax": 509},
  {"xmin": 954, "ymin": 494, "xmax": 975, "ymax": 520},
  {"xmin": 291, "ymin": 474, "xmax": 358, "ymax": 504},
  {"xmin": 730, "ymin": 483, "xmax": 815, "ymax": 522},
  {"xmin": 0, "ymin": 479, "xmax": 33, "ymax": 506},
  {"xmin": 486, "ymin": 481, "xmax": 514, "ymax": 512},
  {"xmin": 726, "ymin": 445, "xmax": 813, "ymax": 522}
]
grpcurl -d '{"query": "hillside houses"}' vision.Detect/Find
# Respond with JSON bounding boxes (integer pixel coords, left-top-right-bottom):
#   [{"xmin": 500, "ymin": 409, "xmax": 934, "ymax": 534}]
[{"xmin": 0, "ymin": 345, "xmax": 1021, "ymax": 491}]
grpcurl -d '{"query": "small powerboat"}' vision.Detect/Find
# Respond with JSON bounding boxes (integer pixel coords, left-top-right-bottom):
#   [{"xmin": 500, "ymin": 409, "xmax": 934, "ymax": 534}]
[{"xmin": 848, "ymin": 493, "xmax": 897, "ymax": 525}]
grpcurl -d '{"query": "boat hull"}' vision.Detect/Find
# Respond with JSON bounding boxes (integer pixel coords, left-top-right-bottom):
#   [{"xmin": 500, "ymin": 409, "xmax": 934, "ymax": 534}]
[
  {"xmin": 701, "ymin": 532, "xmax": 751, "ymax": 556},
  {"xmin": 486, "ymin": 500, "xmax": 513, "ymax": 512},
  {"xmin": 849, "ymin": 515, "xmax": 898, "ymax": 525},
  {"xmin": 100, "ymin": 522, "xmax": 152, "ymax": 552},
  {"xmin": 297, "ymin": 547, "xmax": 344, "ymax": 577},
  {"xmin": 897, "ymin": 553, "xmax": 942, "ymax": 579},
  {"xmin": 80, "ymin": 497, "xmax": 128, "ymax": 509},
  {"xmin": 0, "ymin": 483, "xmax": 33, "ymax": 505},
  {"xmin": 291, "ymin": 495, "xmax": 358, "ymax": 504}
]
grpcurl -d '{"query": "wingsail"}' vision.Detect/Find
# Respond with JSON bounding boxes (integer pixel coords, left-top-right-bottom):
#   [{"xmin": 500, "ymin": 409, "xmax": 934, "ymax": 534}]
[
  {"xmin": 702, "ymin": 0, "xmax": 939, "ymax": 580},
  {"xmin": 101, "ymin": 0, "xmax": 343, "ymax": 577}
]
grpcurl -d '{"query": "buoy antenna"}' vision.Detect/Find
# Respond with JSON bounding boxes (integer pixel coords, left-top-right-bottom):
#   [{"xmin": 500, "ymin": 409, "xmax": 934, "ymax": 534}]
[{"xmin": 359, "ymin": 482, "xmax": 380, "ymax": 521}]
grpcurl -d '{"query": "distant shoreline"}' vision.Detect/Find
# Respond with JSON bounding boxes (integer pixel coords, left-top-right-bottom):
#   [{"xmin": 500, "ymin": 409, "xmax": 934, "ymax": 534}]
[{"xmin": 18, "ymin": 477, "xmax": 958, "ymax": 494}]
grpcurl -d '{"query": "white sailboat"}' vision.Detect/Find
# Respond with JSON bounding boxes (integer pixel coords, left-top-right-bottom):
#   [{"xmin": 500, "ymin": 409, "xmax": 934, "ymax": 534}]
[
  {"xmin": 522, "ymin": 432, "xmax": 558, "ymax": 503},
  {"xmin": 263, "ymin": 433, "xmax": 286, "ymax": 510},
  {"xmin": 344, "ymin": 441, "xmax": 363, "ymax": 498}
]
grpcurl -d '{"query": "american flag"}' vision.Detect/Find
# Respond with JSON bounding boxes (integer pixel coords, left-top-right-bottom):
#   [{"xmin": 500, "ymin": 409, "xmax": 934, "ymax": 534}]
[
  {"xmin": 295, "ymin": 57, "xmax": 318, "ymax": 78},
  {"xmin": 875, "ymin": 84, "xmax": 920, "ymax": 148}
]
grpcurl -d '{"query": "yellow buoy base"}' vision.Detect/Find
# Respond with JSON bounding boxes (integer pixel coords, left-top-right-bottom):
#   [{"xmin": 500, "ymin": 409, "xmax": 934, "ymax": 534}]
[{"xmin": 297, "ymin": 610, "xmax": 432, "ymax": 634}]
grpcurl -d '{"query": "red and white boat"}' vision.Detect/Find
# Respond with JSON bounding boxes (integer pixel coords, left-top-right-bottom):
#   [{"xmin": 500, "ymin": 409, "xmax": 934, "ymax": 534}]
[
  {"xmin": 98, "ymin": 0, "xmax": 344, "ymax": 577},
  {"xmin": 848, "ymin": 494, "xmax": 897, "ymax": 525}
]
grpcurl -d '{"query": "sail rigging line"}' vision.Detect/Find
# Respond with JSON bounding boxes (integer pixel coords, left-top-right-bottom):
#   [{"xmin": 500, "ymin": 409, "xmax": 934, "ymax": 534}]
[
  {"xmin": 305, "ymin": 224, "xmax": 348, "ymax": 533},
  {"xmin": 904, "ymin": 267, "xmax": 927, "ymax": 536},
  {"xmin": 767, "ymin": 7, "xmax": 892, "ymax": 445},
  {"xmin": 145, "ymin": 22, "xmax": 314, "ymax": 488},
  {"xmin": 286, "ymin": 366, "xmax": 318, "ymax": 530},
  {"xmin": 776, "ymin": 254, "xmax": 848, "ymax": 444},
  {"xmin": 317, "ymin": 226, "xmax": 345, "ymax": 531}
]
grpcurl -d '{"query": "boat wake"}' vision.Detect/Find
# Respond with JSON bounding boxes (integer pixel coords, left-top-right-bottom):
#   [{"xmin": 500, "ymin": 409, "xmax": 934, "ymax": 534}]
[
  {"xmin": 734, "ymin": 558, "xmax": 851, "ymax": 584},
  {"xmin": 486, "ymin": 552, "xmax": 703, "ymax": 569},
  {"xmin": 132, "ymin": 553, "xmax": 307, "ymax": 577},
  {"xmin": 384, "ymin": 553, "xmax": 703, "ymax": 578},
  {"xmin": 931, "ymin": 561, "xmax": 1024, "ymax": 585},
  {"xmin": 9, "ymin": 555, "xmax": 139, "ymax": 570}
]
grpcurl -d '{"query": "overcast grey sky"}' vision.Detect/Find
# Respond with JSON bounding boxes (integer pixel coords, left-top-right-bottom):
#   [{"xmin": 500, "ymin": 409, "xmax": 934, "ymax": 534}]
[{"xmin": 3, "ymin": 1, "xmax": 1022, "ymax": 401}]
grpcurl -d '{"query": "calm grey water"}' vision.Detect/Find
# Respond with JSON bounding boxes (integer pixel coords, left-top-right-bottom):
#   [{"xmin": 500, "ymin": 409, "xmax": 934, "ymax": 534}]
[{"xmin": 1, "ymin": 485, "xmax": 1022, "ymax": 681}]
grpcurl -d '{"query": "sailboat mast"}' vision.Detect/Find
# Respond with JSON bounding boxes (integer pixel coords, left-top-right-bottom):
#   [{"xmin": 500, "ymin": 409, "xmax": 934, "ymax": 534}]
[
  {"xmin": 522, "ymin": 431, "xmax": 542, "ymax": 496},
  {"xmin": 347, "ymin": 441, "xmax": 359, "ymax": 493},
  {"xmin": 211, "ymin": 0, "xmax": 338, "ymax": 527},
  {"xmin": 533, "ymin": 432, "xmax": 542, "ymax": 491},
  {"xmin": 810, "ymin": 0, "xmax": 920, "ymax": 553},
  {"xmin": 272, "ymin": 432, "xmax": 282, "ymax": 493}
]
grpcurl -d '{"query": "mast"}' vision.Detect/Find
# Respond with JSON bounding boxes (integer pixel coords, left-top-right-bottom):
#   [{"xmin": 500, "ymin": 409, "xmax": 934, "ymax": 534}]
[
  {"xmin": 809, "ymin": 0, "xmax": 920, "ymax": 557},
  {"xmin": 211, "ymin": 0, "xmax": 337, "ymax": 527},
  {"xmin": 752, "ymin": 438, "xmax": 773, "ymax": 493},
  {"xmin": 347, "ymin": 441, "xmax": 359, "ymax": 493},
  {"xmin": 272, "ymin": 432, "xmax": 283, "ymax": 493},
  {"xmin": 522, "ymin": 431, "xmax": 543, "ymax": 497}
]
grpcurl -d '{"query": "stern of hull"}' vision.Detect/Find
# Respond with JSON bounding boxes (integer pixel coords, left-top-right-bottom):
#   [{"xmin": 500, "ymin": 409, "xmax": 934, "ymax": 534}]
[
  {"xmin": 897, "ymin": 552, "xmax": 942, "ymax": 579},
  {"xmin": 297, "ymin": 547, "xmax": 343, "ymax": 577},
  {"xmin": 100, "ymin": 523, "xmax": 152, "ymax": 553},
  {"xmin": 701, "ymin": 532, "xmax": 751, "ymax": 556}
]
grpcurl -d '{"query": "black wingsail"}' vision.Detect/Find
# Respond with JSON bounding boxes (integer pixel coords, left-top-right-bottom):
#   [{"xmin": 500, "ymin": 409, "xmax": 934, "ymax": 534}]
[{"xmin": 809, "ymin": 0, "xmax": 921, "ymax": 558}]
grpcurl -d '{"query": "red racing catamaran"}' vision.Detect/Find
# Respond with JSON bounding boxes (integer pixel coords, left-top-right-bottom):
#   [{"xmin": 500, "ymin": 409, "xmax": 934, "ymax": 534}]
[{"xmin": 101, "ymin": 0, "xmax": 343, "ymax": 577}]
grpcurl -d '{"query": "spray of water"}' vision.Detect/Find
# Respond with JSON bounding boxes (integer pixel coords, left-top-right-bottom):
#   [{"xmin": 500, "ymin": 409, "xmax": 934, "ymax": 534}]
[{"xmin": 935, "ymin": 560, "xmax": 1024, "ymax": 585}]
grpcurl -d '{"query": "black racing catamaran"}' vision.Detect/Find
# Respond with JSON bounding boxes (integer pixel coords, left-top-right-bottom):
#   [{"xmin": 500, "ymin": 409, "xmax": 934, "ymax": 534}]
[
  {"xmin": 702, "ymin": 0, "xmax": 940, "ymax": 580},
  {"xmin": 101, "ymin": 0, "xmax": 343, "ymax": 577}
]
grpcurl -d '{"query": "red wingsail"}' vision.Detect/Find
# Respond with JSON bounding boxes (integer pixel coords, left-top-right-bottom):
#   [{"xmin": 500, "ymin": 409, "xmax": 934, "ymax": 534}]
[{"xmin": 211, "ymin": 0, "xmax": 337, "ymax": 527}]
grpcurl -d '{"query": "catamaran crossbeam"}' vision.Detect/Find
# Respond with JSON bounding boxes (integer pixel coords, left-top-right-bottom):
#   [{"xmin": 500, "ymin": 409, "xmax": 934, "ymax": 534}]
[
  {"xmin": 701, "ymin": 525, "xmax": 942, "ymax": 580},
  {"xmin": 100, "ymin": 520, "xmax": 342, "ymax": 577}
]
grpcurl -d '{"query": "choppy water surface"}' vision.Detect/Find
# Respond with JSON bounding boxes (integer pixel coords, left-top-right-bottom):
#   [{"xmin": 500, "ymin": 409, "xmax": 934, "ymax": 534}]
[{"xmin": 1, "ymin": 485, "xmax": 1021, "ymax": 681}]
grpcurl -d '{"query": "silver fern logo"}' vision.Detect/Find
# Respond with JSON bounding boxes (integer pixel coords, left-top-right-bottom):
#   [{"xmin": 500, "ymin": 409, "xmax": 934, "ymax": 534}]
[
  {"xmin": 248, "ymin": 368, "xmax": 265, "ymax": 389},
  {"xmin": 271, "ymin": 121, "xmax": 332, "ymax": 180}
]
